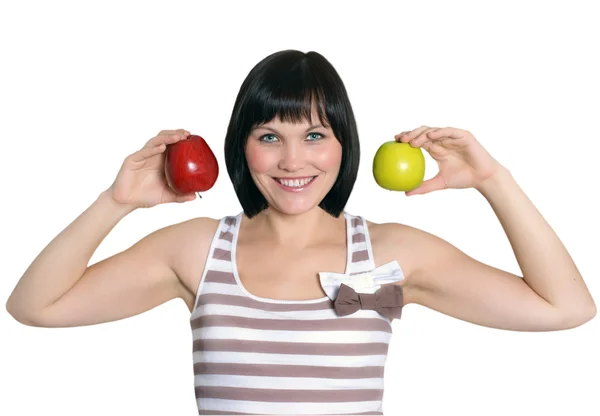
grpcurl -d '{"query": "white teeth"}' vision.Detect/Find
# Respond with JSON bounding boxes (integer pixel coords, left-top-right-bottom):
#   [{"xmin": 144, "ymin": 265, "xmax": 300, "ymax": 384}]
[{"xmin": 277, "ymin": 176, "xmax": 315, "ymax": 188}]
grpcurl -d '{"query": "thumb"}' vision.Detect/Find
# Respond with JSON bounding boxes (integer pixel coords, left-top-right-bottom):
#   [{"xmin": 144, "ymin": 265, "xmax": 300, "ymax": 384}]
[
  {"xmin": 405, "ymin": 174, "xmax": 446, "ymax": 196},
  {"xmin": 174, "ymin": 192, "xmax": 197, "ymax": 203}
]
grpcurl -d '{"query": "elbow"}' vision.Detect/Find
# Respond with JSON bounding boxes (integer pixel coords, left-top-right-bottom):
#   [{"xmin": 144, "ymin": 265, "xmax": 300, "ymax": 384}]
[
  {"xmin": 7, "ymin": 311, "xmax": 46, "ymax": 327},
  {"xmin": 584, "ymin": 301, "xmax": 597, "ymax": 323},
  {"xmin": 561, "ymin": 302, "xmax": 596, "ymax": 329},
  {"xmin": 6, "ymin": 298, "xmax": 46, "ymax": 327},
  {"xmin": 580, "ymin": 297, "xmax": 597, "ymax": 325}
]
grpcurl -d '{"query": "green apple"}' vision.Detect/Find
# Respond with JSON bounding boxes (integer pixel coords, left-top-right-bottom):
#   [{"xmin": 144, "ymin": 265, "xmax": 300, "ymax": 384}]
[{"xmin": 373, "ymin": 141, "xmax": 425, "ymax": 191}]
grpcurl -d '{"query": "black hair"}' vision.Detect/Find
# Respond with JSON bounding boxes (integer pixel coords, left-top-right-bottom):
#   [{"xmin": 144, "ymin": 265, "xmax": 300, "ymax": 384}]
[{"xmin": 224, "ymin": 50, "xmax": 360, "ymax": 218}]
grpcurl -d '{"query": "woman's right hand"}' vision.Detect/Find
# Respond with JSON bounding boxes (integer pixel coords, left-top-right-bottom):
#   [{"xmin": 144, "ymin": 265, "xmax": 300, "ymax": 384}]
[{"xmin": 107, "ymin": 129, "xmax": 198, "ymax": 210}]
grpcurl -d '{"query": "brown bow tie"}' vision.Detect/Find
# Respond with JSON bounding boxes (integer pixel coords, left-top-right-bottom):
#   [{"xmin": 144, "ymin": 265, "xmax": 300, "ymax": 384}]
[{"xmin": 333, "ymin": 283, "xmax": 404, "ymax": 320}]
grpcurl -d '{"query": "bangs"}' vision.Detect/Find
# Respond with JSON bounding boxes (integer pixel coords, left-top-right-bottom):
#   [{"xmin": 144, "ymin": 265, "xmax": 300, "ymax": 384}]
[
  {"xmin": 252, "ymin": 86, "xmax": 331, "ymax": 130},
  {"xmin": 235, "ymin": 52, "xmax": 343, "ymax": 136}
]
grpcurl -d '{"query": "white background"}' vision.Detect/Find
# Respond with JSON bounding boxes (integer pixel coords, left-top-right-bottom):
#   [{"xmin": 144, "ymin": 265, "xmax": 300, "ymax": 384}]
[{"xmin": 1, "ymin": 1, "xmax": 598, "ymax": 415}]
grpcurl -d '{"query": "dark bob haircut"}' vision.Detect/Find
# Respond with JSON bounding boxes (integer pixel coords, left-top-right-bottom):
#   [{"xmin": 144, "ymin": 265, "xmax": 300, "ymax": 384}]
[{"xmin": 224, "ymin": 50, "xmax": 360, "ymax": 218}]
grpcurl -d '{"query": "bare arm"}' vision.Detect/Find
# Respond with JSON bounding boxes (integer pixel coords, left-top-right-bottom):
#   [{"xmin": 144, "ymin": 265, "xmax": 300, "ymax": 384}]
[
  {"xmin": 6, "ymin": 190, "xmax": 192, "ymax": 327},
  {"xmin": 6, "ymin": 129, "xmax": 199, "ymax": 327},
  {"xmin": 6, "ymin": 190, "xmax": 133, "ymax": 325},
  {"xmin": 388, "ymin": 126, "xmax": 595, "ymax": 331},
  {"xmin": 394, "ymin": 168, "xmax": 596, "ymax": 331}
]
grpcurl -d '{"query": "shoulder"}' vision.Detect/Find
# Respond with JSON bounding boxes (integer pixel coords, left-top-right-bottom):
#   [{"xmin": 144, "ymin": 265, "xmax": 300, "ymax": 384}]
[
  {"xmin": 365, "ymin": 218, "xmax": 440, "ymax": 250},
  {"xmin": 168, "ymin": 215, "xmax": 221, "ymax": 241},
  {"xmin": 363, "ymin": 217, "xmax": 454, "ymax": 304},
  {"xmin": 135, "ymin": 216, "xmax": 221, "ymax": 258},
  {"xmin": 363, "ymin": 218, "xmax": 424, "ymax": 271},
  {"xmin": 155, "ymin": 216, "xmax": 223, "ymax": 308}
]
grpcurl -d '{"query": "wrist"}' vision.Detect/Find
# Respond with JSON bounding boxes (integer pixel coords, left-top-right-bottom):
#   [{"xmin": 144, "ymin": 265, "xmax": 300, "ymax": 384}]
[
  {"xmin": 475, "ymin": 165, "xmax": 514, "ymax": 197},
  {"xmin": 98, "ymin": 188, "xmax": 138, "ymax": 217}
]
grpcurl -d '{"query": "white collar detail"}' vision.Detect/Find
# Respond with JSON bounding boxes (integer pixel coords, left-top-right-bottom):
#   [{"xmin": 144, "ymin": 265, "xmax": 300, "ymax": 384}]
[{"xmin": 318, "ymin": 260, "xmax": 405, "ymax": 301}]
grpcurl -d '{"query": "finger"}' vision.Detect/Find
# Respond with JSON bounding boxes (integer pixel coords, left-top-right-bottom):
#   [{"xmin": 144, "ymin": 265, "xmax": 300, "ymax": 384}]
[
  {"xmin": 129, "ymin": 143, "xmax": 166, "ymax": 163},
  {"xmin": 174, "ymin": 193, "xmax": 197, "ymax": 203},
  {"xmin": 394, "ymin": 131, "xmax": 411, "ymax": 141},
  {"xmin": 146, "ymin": 132, "xmax": 188, "ymax": 149},
  {"xmin": 162, "ymin": 132, "xmax": 189, "ymax": 145},
  {"xmin": 157, "ymin": 130, "xmax": 177, "ymax": 136},
  {"xmin": 397, "ymin": 125, "xmax": 432, "ymax": 143},
  {"xmin": 426, "ymin": 127, "xmax": 468, "ymax": 140},
  {"xmin": 149, "ymin": 129, "xmax": 190, "ymax": 145},
  {"xmin": 421, "ymin": 140, "xmax": 434, "ymax": 152},
  {"xmin": 409, "ymin": 127, "xmax": 438, "ymax": 148},
  {"xmin": 157, "ymin": 129, "xmax": 191, "ymax": 137},
  {"xmin": 406, "ymin": 173, "xmax": 447, "ymax": 196}
]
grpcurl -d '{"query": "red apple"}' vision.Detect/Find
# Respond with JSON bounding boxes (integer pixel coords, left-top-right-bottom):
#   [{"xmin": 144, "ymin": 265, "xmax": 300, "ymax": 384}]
[{"xmin": 164, "ymin": 134, "xmax": 219, "ymax": 194}]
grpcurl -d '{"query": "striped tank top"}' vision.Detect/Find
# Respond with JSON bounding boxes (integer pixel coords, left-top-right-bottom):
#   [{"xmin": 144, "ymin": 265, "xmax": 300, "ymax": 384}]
[{"xmin": 189, "ymin": 211, "xmax": 402, "ymax": 415}]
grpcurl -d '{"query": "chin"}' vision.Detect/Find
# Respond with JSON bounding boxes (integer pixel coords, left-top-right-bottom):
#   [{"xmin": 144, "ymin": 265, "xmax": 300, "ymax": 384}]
[{"xmin": 267, "ymin": 197, "xmax": 324, "ymax": 216}]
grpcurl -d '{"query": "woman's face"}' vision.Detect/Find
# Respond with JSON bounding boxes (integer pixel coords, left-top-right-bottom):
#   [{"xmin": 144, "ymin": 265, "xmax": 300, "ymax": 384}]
[{"xmin": 245, "ymin": 110, "xmax": 342, "ymax": 216}]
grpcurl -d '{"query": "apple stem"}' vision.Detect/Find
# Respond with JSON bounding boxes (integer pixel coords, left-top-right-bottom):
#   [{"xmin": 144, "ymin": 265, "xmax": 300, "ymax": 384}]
[{"xmin": 196, "ymin": 192, "xmax": 202, "ymax": 199}]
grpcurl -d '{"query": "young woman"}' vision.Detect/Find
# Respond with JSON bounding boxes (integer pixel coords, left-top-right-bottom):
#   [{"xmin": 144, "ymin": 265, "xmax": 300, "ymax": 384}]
[{"xmin": 7, "ymin": 50, "xmax": 596, "ymax": 415}]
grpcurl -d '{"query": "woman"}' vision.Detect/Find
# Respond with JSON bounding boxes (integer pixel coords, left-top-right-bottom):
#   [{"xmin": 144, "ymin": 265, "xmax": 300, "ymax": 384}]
[{"xmin": 6, "ymin": 50, "xmax": 596, "ymax": 415}]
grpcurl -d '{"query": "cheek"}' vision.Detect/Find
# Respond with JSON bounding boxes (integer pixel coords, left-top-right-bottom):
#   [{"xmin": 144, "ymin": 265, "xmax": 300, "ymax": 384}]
[
  {"xmin": 245, "ymin": 143, "xmax": 274, "ymax": 174},
  {"xmin": 314, "ymin": 141, "xmax": 343, "ymax": 171}
]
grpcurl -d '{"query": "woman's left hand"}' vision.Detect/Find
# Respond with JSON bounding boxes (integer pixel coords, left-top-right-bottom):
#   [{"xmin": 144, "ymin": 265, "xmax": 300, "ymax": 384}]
[{"xmin": 395, "ymin": 126, "xmax": 504, "ymax": 196}]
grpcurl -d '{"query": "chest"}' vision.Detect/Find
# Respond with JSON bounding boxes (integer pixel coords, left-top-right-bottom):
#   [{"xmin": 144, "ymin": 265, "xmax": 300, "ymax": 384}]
[{"xmin": 235, "ymin": 240, "xmax": 348, "ymax": 301}]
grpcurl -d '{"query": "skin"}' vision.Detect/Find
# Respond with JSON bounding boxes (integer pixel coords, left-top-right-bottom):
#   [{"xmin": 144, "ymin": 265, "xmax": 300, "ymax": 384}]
[
  {"xmin": 245, "ymin": 113, "xmax": 342, "ymax": 221},
  {"xmin": 235, "ymin": 111, "xmax": 348, "ymax": 301},
  {"xmin": 6, "ymin": 120, "xmax": 596, "ymax": 332}
]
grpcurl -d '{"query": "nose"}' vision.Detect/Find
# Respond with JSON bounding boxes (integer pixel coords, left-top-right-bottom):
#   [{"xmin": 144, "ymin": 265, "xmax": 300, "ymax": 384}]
[{"xmin": 278, "ymin": 141, "xmax": 305, "ymax": 172}]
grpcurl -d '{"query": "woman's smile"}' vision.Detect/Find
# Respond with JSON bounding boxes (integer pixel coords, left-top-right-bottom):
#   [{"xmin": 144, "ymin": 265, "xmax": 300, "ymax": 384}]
[{"xmin": 272, "ymin": 175, "xmax": 318, "ymax": 192}]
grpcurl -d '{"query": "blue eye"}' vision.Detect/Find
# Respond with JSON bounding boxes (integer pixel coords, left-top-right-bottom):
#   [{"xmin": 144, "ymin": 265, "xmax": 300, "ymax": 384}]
[
  {"xmin": 259, "ymin": 134, "xmax": 278, "ymax": 143},
  {"xmin": 307, "ymin": 132, "xmax": 324, "ymax": 141},
  {"xmin": 258, "ymin": 132, "xmax": 324, "ymax": 143}
]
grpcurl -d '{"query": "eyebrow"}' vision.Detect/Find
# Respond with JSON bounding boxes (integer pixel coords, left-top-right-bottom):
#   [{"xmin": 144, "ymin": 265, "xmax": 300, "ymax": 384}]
[{"xmin": 255, "ymin": 124, "xmax": 325, "ymax": 134}]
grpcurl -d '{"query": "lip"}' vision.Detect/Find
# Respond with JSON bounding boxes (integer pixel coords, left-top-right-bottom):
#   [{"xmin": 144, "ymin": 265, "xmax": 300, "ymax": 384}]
[
  {"xmin": 272, "ymin": 175, "xmax": 317, "ymax": 193},
  {"xmin": 273, "ymin": 176, "xmax": 316, "ymax": 180}
]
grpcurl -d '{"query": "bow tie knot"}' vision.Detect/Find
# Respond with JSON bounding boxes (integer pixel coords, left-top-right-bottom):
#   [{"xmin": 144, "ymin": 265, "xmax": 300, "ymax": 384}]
[
  {"xmin": 334, "ymin": 283, "xmax": 404, "ymax": 320},
  {"xmin": 358, "ymin": 292, "xmax": 378, "ymax": 310}
]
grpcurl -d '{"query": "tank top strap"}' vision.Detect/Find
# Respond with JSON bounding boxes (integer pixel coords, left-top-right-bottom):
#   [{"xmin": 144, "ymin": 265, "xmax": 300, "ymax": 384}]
[
  {"xmin": 191, "ymin": 213, "xmax": 240, "ymax": 312},
  {"xmin": 344, "ymin": 212, "xmax": 376, "ymax": 275}
]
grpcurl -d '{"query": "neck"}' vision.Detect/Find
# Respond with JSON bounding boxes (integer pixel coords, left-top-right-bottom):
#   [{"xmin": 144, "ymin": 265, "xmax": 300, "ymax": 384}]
[{"xmin": 247, "ymin": 206, "xmax": 343, "ymax": 248}]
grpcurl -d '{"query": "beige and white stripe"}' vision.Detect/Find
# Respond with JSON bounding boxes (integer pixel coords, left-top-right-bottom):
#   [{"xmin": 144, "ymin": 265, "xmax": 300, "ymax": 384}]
[{"xmin": 189, "ymin": 212, "xmax": 395, "ymax": 415}]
